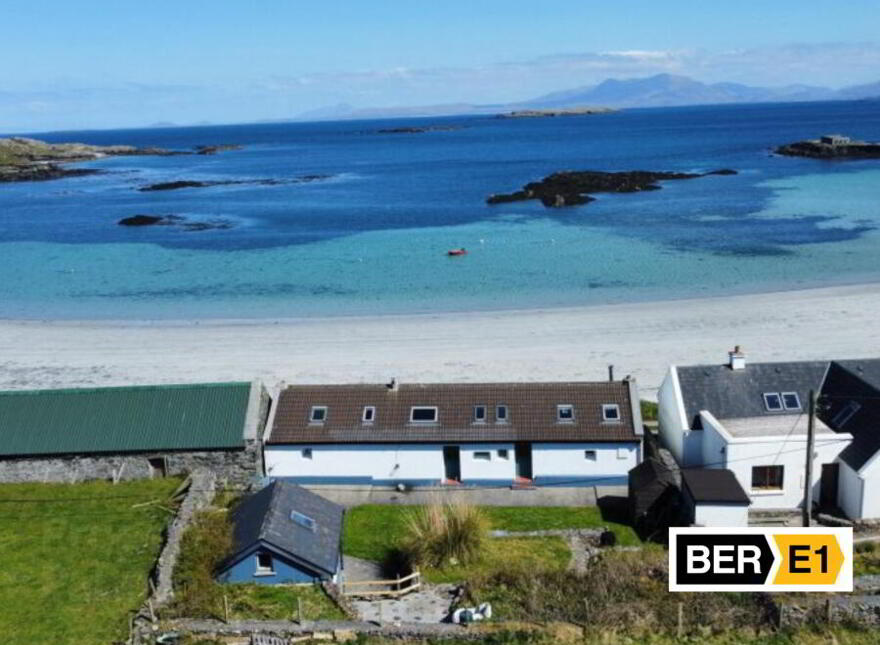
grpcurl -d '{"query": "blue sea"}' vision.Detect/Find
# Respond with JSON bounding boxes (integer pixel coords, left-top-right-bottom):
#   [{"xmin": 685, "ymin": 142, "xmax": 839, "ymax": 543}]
[{"xmin": 2, "ymin": 100, "xmax": 880, "ymax": 320}]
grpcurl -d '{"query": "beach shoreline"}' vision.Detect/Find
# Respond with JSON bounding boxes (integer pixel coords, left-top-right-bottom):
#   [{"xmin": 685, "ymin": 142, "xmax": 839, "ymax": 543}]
[{"xmin": 2, "ymin": 282, "xmax": 878, "ymax": 395}]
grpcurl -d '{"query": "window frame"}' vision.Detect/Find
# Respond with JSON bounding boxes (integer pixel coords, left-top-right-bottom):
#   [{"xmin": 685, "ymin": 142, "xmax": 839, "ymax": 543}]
[
  {"xmin": 255, "ymin": 552, "xmax": 275, "ymax": 575},
  {"xmin": 602, "ymin": 404, "xmax": 621, "ymax": 422},
  {"xmin": 473, "ymin": 405, "xmax": 487, "ymax": 423},
  {"xmin": 584, "ymin": 449, "xmax": 597, "ymax": 461},
  {"xmin": 301, "ymin": 448, "xmax": 313, "ymax": 460},
  {"xmin": 832, "ymin": 400, "xmax": 862, "ymax": 428},
  {"xmin": 557, "ymin": 404, "xmax": 575, "ymax": 423},
  {"xmin": 763, "ymin": 393, "xmax": 783, "ymax": 412},
  {"xmin": 362, "ymin": 406, "xmax": 376, "ymax": 424},
  {"xmin": 751, "ymin": 465, "xmax": 784, "ymax": 491},
  {"xmin": 410, "ymin": 406, "xmax": 439, "ymax": 423},
  {"xmin": 473, "ymin": 451, "xmax": 492, "ymax": 461},
  {"xmin": 495, "ymin": 404, "xmax": 509, "ymax": 423},
  {"xmin": 309, "ymin": 405, "xmax": 328, "ymax": 423},
  {"xmin": 781, "ymin": 392, "xmax": 801, "ymax": 411}
]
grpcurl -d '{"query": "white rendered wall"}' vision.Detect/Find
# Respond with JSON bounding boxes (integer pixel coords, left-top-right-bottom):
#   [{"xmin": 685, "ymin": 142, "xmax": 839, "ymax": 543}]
[
  {"xmin": 532, "ymin": 442, "xmax": 638, "ymax": 482},
  {"xmin": 857, "ymin": 453, "xmax": 880, "ymax": 519},
  {"xmin": 657, "ymin": 366, "xmax": 701, "ymax": 466},
  {"xmin": 837, "ymin": 460, "xmax": 864, "ymax": 520},
  {"xmin": 724, "ymin": 435, "xmax": 849, "ymax": 510},
  {"xmin": 459, "ymin": 444, "xmax": 516, "ymax": 481},
  {"xmin": 700, "ymin": 414, "xmax": 729, "ymax": 470},
  {"xmin": 693, "ymin": 503, "xmax": 749, "ymax": 527},
  {"xmin": 265, "ymin": 444, "xmax": 446, "ymax": 483}
]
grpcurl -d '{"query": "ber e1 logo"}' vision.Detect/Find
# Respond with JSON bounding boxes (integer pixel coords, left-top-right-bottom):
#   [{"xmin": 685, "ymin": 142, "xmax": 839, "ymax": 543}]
[{"xmin": 669, "ymin": 527, "xmax": 852, "ymax": 592}]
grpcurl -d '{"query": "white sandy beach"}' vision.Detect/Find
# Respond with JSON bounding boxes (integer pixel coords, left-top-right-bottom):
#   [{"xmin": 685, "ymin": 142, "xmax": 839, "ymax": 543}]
[{"xmin": 2, "ymin": 283, "xmax": 879, "ymax": 395}]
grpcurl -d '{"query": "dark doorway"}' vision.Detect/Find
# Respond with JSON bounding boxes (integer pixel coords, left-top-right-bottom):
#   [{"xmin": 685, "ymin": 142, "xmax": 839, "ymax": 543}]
[
  {"xmin": 148, "ymin": 457, "xmax": 167, "ymax": 478},
  {"xmin": 515, "ymin": 442, "xmax": 533, "ymax": 481},
  {"xmin": 443, "ymin": 446, "xmax": 461, "ymax": 483},
  {"xmin": 820, "ymin": 463, "xmax": 839, "ymax": 509}
]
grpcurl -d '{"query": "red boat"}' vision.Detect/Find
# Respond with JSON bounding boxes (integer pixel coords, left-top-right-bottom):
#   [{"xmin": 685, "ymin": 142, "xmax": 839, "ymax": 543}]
[{"xmin": 447, "ymin": 248, "xmax": 468, "ymax": 256}]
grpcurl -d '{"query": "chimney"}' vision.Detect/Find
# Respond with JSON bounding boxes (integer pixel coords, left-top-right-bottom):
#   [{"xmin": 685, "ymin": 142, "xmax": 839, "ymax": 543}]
[
  {"xmin": 608, "ymin": 365, "xmax": 615, "ymax": 382},
  {"xmin": 387, "ymin": 377, "xmax": 398, "ymax": 391},
  {"xmin": 728, "ymin": 345, "xmax": 746, "ymax": 370}
]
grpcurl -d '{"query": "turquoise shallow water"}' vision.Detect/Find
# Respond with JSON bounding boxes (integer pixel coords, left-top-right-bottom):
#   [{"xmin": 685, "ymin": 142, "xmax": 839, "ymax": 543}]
[{"xmin": 2, "ymin": 101, "xmax": 880, "ymax": 319}]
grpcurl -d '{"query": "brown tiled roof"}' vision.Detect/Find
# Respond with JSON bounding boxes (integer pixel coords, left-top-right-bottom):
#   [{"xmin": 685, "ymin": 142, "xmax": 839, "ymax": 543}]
[{"xmin": 268, "ymin": 381, "xmax": 640, "ymax": 444}]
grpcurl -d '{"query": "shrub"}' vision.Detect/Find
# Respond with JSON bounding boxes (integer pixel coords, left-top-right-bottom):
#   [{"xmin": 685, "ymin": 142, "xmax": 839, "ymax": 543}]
[
  {"xmin": 171, "ymin": 510, "xmax": 233, "ymax": 618},
  {"xmin": 400, "ymin": 501, "xmax": 489, "ymax": 569}
]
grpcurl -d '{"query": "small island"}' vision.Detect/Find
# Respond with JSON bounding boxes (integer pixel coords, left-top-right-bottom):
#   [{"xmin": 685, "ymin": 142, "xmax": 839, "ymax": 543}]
[
  {"xmin": 497, "ymin": 107, "xmax": 617, "ymax": 119},
  {"xmin": 487, "ymin": 168, "xmax": 737, "ymax": 208},
  {"xmin": 775, "ymin": 134, "xmax": 880, "ymax": 159},
  {"xmin": 376, "ymin": 125, "xmax": 464, "ymax": 134},
  {"xmin": 118, "ymin": 213, "xmax": 234, "ymax": 231}
]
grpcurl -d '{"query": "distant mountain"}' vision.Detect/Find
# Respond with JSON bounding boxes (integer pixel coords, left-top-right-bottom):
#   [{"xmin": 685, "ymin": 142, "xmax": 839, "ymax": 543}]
[{"xmin": 295, "ymin": 73, "xmax": 880, "ymax": 121}]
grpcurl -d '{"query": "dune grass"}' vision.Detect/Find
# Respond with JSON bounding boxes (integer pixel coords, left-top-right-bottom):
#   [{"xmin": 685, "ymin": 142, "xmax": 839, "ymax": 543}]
[{"xmin": 0, "ymin": 478, "xmax": 182, "ymax": 645}]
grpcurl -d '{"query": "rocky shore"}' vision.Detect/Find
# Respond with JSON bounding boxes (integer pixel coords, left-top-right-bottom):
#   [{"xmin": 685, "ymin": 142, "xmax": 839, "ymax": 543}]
[
  {"xmin": 138, "ymin": 174, "xmax": 333, "ymax": 192},
  {"xmin": 118, "ymin": 214, "xmax": 234, "ymax": 231},
  {"xmin": 487, "ymin": 168, "xmax": 736, "ymax": 207},
  {"xmin": 776, "ymin": 136, "xmax": 880, "ymax": 159}
]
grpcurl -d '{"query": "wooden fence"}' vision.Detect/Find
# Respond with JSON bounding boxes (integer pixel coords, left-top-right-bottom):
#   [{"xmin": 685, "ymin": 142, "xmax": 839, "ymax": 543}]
[{"xmin": 340, "ymin": 570, "xmax": 421, "ymax": 598}]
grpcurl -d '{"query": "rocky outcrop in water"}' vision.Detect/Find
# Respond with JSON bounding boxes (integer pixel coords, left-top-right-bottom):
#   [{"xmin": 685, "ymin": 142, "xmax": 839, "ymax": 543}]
[
  {"xmin": 194, "ymin": 144, "xmax": 244, "ymax": 155},
  {"xmin": 118, "ymin": 214, "xmax": 234, "ymax": 231},
  {"xmin": 775, "ymin": 136, "xmax": 880, "ymax": 159},
  {"xmin": 377, "ymin": 125, "xmax": 463, "ymax": 133},
  {"xmin": 487, "ymin": 169, "xmax": 737, "ymax": 207},
  {"xmin": 498, "ymin": 107, "xmax": 616, "ymax": 118},
  {"xmin": 138, "ymin": 174, "xmax": 333, "ymax": 191}
]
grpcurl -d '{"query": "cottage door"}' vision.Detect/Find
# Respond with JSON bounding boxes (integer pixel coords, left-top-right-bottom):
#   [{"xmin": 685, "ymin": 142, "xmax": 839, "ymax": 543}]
[
  {"xmin": 820, "ymin": 463, "xmax": 839, "ymax": 509},
  {"xmin": 443, "ymin": 446, "xmax": 461, "ymax": 483}
]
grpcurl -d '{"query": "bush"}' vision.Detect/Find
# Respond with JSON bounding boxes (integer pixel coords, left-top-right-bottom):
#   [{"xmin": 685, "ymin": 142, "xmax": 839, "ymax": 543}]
[
  {"xmin": 400, "ymin": 501, "xmax": 489, "ymax": 569},
  {"xmin": 172, "ymin": 510, "xmax": 233, "ymax": 618}
]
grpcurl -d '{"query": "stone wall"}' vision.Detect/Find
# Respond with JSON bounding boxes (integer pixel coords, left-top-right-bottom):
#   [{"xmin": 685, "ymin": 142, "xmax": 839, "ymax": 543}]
[{"xmin": 0, "ymin": 442, "xmax": 261, "ymax": 488}]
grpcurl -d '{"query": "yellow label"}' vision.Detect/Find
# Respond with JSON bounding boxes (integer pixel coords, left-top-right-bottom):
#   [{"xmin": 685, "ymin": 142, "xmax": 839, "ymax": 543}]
[{"xmin": 772, "ymin": 534, "xmax": 844, "ymax": 585}]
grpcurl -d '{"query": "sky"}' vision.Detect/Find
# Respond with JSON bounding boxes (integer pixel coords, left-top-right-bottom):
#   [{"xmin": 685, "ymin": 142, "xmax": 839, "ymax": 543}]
[{"xmin": 2, "ymin": 0, "xmax": 880, "ymax": 132}]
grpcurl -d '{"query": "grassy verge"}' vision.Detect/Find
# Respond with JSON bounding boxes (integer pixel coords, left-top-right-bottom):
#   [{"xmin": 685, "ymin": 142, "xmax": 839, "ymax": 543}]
[
  {"xmin": 854, "ymin": 541, "xmax": 880, "ymax": 575},
  {"xmin": 220, "ymin": 583, "xmax": 344, "ymax": 620},
  {"xmin": 0, "ymin": 478, "xmax": 182, "ymax": 645},
  {"xmin": 344, "ymin": 505, "xmax": 639, "ymax": 563},
  {"xmin": 424, "ymin": 536, "xmax": 570, "ymax": 584}
]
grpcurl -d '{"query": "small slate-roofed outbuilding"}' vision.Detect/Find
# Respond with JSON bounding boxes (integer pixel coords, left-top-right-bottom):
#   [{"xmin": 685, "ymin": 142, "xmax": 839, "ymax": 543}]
[
  {"xmin": 681, "ymin": 468, "xmax": 750, "ymax": 527},
  {"xmin": 217, "ymin": 481, "xmax": 344, "ymax": 584}
]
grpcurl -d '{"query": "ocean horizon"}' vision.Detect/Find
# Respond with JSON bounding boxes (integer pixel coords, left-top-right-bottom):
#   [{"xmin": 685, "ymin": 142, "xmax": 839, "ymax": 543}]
[{"xmin": 2, "ymin": 100, "xmax": 880, "ymax": 320}]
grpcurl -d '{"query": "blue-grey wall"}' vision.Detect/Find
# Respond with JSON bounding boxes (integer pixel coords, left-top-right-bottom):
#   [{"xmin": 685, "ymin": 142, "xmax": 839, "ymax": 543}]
[{"xmin": 217, "ymin": 545, "xmax": 329, "ymax": 585}]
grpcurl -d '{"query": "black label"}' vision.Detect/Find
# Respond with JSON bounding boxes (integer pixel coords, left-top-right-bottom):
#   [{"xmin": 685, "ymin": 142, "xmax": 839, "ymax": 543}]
[{"xmin": 675, "ymin": 534, "xmax": 775, "ymax": 585}]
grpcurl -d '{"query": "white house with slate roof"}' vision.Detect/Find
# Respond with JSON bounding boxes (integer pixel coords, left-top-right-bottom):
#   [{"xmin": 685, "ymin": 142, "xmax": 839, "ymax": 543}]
[
  {"xmin": 264, "ymin": 379, "xmax": 643, "ymax": 488},
  {"xmin": 658, "ymin": 348, "xmax": 854, "ymax": 513}
]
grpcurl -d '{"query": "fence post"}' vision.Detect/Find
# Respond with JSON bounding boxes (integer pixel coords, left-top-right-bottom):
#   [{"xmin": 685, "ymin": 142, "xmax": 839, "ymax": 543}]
[
  {"xmin": 297, "ymin": 596, "xmax": 303, "ymax": 625},
  {"xmin": 223, "ymin": 593, "xmax": 229, "ymax": 623},
  {"xmin": 677, "ymin": 601, "xmax": 683, "ymax": 638}
]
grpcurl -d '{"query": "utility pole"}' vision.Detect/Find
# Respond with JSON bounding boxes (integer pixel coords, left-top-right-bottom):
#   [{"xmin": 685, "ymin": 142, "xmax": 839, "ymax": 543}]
[{"xmin": 803, "ymin": 389, "xmax": 817, "ymax": 527}]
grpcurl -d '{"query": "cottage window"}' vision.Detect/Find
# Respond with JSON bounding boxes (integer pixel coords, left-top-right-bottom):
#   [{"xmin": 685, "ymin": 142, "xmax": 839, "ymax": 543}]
[
  {"xmin": 496, "ymin": 404, "xmax": 509, "ymax": 423},
  {"xmin": 410, "ymin": 406, "xmax": 438, "ymax": 423},
  {"xmin": 473, "ymin": 405, "xmax": 487, "ymax": 423},
  {"xmin": 752, "ymin": 465, "xmax": 784, "ymax": 490},
  {"xmin": 557, "ymin": 404, "xmax": 575, "ymax": 422},
  {"xmin": 310, "ymin": 406, "xmax": 328, "ymax": 423},
  {"xmin": 617, "ymin": 447, "xmax": 629, "ymax": 460},
  {"xmin": 301, "ymin": 448, "xmax": 313, "ymax": 459},
  {"xmin": 255, "ymin": 552, "xmax": 275, "ymax": 575},
  {"xmin": 781, "ymin": 392, "xmax": 801, "ymax": 410},
  {"xmin": 584, "ymin": 450, "xmax": 597, "ymax": 461},
  {"xmin": 763, "ymin": 393, "xmax": 783, "ymax": 411},
  {"xmin": 832, "ymin": 401, "xmax": 862, "ymax": 427},
  {"xmin": 473, "ymin": 451, "xmax": 491, "ymax": 461},
  {"xmin": 290, "ymin": 510, "xmax": 317, "ymax": 532},
  {"xmin": 497, "ymin": 449, "xmax": 509, "ymax": 459},
  {"xmin": 602, "ymin": 404, "xmax": 621, "ymax": 422},
  {"xmin": 362, "ymin": 406, "xmax": 376, "ymax": 424}
]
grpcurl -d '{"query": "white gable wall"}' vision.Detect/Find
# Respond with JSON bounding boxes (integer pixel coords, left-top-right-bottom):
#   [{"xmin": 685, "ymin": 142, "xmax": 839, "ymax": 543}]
[
  {"xmin": 837, "ymin": 460, "xmax": 864, "ymax": 519},
  {"xmin": 658, "ymin": 366, "xmax": 701, "ymax": 465}
]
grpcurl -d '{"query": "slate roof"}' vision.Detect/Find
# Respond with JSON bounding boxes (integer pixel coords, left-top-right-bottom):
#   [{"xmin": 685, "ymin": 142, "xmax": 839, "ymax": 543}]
[
  {"xmin": 226, "ymin": 481, "xmax": 343, "ymax": 576},
  {"xmin": 676, "ymin": 361, "xmax": 829, "ymax": 429},
  {"xmin": 268, "ymin": 381, "xmax": 641, "ymax": 444},
  {"xmin": 681, "ymin": 468, "xmax": 750, "ymax": 504},
  {"xmin": 822, "ymin": 360, "xmax": 880, "ymax": 471},
  {"xmin": 629, "ymin": 458, "xmax": 677, "ymax": 492},
  {"xmin": 0, "ymin": 382, "xmax": 253, "ymax": 457}
]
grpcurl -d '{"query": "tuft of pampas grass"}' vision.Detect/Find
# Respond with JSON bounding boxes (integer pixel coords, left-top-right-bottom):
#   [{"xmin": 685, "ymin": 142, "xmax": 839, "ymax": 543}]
[{"xmin": 400, "ymin": 500, "xmax": 489, "ymax": 568}]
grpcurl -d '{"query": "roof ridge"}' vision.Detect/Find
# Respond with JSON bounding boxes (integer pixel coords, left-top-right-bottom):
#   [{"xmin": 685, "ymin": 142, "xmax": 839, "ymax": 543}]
[{"xmin": 0, "ymin": 381, "xmax": 251, "ymax": 396}]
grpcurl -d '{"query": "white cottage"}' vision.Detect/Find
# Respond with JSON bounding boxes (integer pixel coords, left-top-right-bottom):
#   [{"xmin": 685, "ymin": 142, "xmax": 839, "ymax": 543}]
[{"xmin": 264, "ymin": 379, "xmax": 643, "ymax": 488}]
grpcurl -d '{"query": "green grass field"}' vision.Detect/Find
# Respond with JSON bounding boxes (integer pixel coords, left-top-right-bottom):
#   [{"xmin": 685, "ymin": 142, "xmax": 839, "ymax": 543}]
[
  {"xmin": 343, "ymin": 504, "xmax": 639, "ymax": 564},
  {"xmin": 0, "ymin": 478, "xmax": 181, "ymax": 645}
]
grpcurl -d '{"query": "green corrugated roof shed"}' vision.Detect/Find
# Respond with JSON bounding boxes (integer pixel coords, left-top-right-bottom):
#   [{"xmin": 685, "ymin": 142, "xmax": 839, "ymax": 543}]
[{"xmin": 0, "ymin": 382, "xmax": 253, "ymax": 457}]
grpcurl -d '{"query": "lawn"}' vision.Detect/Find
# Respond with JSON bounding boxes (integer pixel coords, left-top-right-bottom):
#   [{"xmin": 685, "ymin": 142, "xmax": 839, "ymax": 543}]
[
  {"xmin": 220, "ymin": 583, "xmax": 345, "ymax": 621},
  {"xmin": 0, "ymin": 478, "xmax": 182, "ymax": 645},
  {"xmin": 423, "ymin": 536, "xmax": 571, "ymax": 584},
  {"xmin": 343, "ymin": 504, "xmax": 639, "ymax": 563}
]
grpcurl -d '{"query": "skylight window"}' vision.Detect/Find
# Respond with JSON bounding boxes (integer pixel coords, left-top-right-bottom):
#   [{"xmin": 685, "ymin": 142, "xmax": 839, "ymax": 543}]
[
  {"xmin": 832, "ymin": 401, "xmax": 861, "ymax": 427},
  {"xmin": 557, "ymin": 404, "xmax": 575, "ymax": 422},
  {"xmin": 473, "ymin": 405, "xmax": 487, "ymax": 423},
  {"xmin": 602, "ymin": 404, "xmax": 621, "ymax": 422},
  {"xmin": 362, "ymin": 406, "xmax": 376, "ymax": 423},
  {"xmin": 290, "ymin": 510, "xmax": 316, "ymax": 531},
  {"xmin": 410, "ymin": 406, "xmax": 438, "ymax": 423},
  {"xmin": 496, "ymin": 405, "xmax": 508, "ymax": 423},
  {"xmin": 309, "ymin": 406, "xmax": 328, "ymax": 423},
  {"xmin": 763, "ymin": 393, "xmax": 783, "ymax": 411},
  {"xmin": 781, "ymin": 392, "xmax": 801, "ymax": 410}
]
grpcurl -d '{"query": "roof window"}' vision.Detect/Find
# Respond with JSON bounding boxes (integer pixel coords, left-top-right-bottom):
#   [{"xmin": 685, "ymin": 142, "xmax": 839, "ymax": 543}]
[
  {"xmin": 832, "ymin": 401, "xmax": 861, "ymax": 428},
  {"xmin": 290, "ymin": 510, "xmax": 316, "ymax": 532},
  {"xmin": 763, "ymin": 393, "xmax": 783, "ymax": 411},
  {"xmin": 602, "ymin": 404, "xmax": 621, "ymax": 422},
  {"xmin": 473, "ymin": 405, "xmax": 487, "ymax": 423},
  {"xmin": 781, "ymin": 392, "xmax": 801, "ymax": 410},
  {"xmin": 410, "ymin": 406, "xmax": 438, "ymax": 423},
  {"xmin": 496, "ymin": 405, "xmax": 508, "ymax": 423},
  {"xmin": 362, "ymin": 406, "xmax": 376, "ymax": 424},
  {"xmin": 309, "ymin": 406, "xmax": 328, "ymax": 423},
  {"xmin": 557, "ymin": 404, "xmax": 575, "ymax": 422}
]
